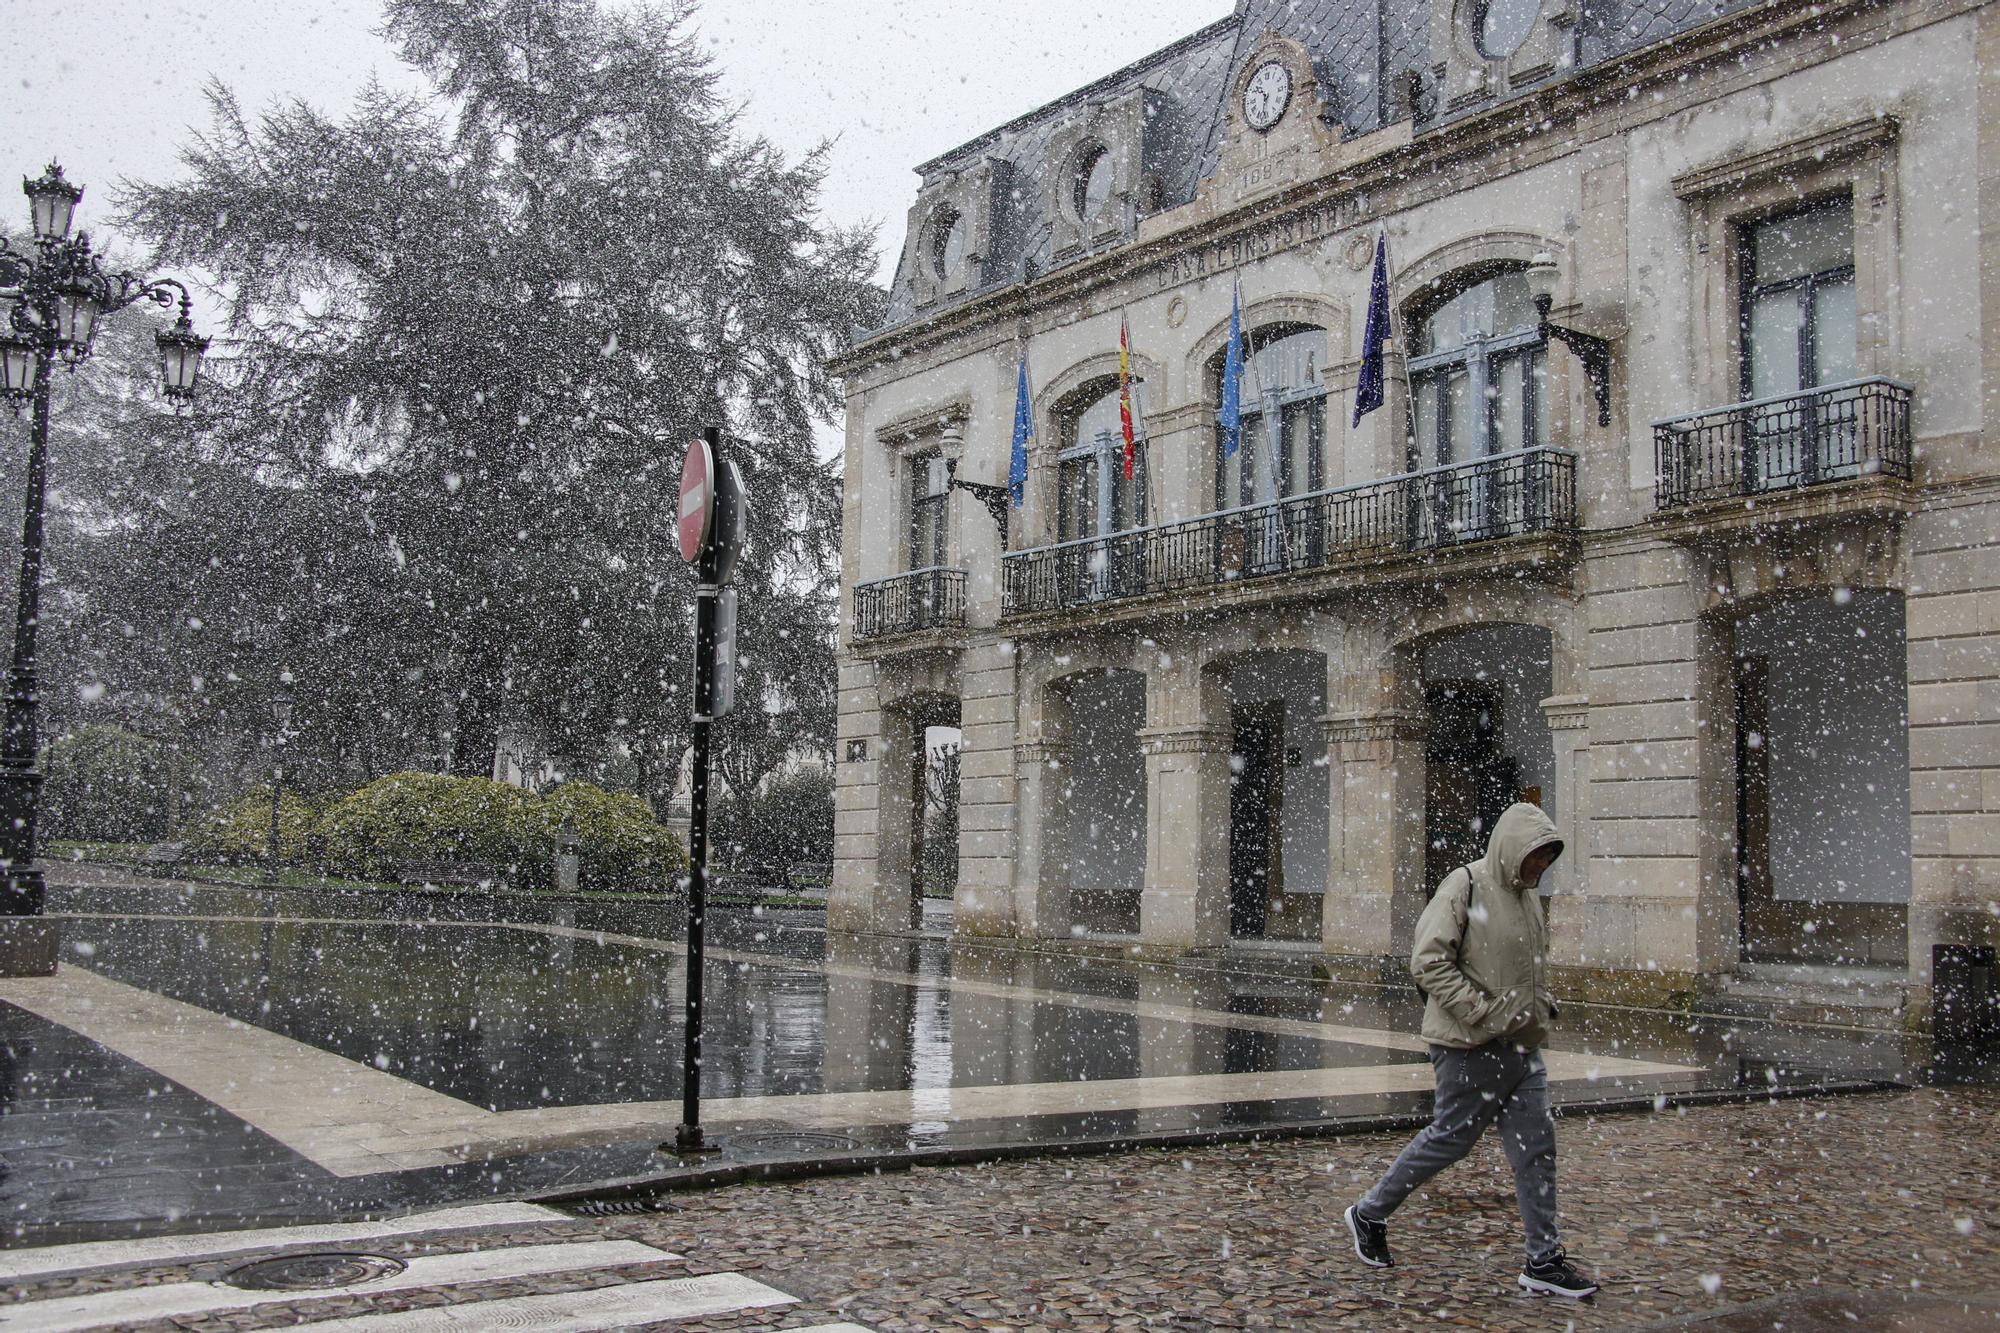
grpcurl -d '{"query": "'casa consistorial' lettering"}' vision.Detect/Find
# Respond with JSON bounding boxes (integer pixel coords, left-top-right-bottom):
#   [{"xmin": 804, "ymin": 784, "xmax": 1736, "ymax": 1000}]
[{"xmin": 1150, "ymin": 193, "xmax": 1369, "ymax": 291}]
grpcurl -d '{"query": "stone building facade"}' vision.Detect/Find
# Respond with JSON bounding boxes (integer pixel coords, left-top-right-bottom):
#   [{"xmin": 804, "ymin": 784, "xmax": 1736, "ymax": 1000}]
[{"xmin": 827, "ymin": 0, "xmax": 1999, "ymax": 1009}]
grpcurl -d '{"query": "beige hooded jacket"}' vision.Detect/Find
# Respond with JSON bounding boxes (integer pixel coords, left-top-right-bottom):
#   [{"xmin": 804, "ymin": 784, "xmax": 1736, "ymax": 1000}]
[{"xmin": 1410, "ymin": 801, "xmax": 1563, "ymax": 1050}]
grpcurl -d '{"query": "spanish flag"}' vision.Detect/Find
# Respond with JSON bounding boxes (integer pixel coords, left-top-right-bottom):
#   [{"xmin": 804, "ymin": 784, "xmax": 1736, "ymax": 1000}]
[{"xmin": 1118, "ymin": 312, "xmax": 1137, "ymax": 480}]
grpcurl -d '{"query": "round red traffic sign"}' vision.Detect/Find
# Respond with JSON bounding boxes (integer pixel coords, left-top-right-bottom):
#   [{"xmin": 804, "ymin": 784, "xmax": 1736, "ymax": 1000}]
[{"xmin": 678, "ymin": 437, "xmax": 714, "ymax": 563}]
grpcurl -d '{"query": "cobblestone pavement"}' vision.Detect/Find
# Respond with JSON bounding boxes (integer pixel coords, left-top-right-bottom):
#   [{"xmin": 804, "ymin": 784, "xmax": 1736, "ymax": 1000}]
[
  {"xmin": 600, "ymin": 1085, "xmax": 2000, "ymax": 1332},
  {"xmin": 7, "ymin": 1085, "xmax": 1996, "ymax": 1331}
]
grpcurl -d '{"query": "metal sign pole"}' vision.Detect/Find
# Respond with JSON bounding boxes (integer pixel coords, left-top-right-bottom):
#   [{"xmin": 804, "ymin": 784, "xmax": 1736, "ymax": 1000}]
[{"xmin": 673, "ymin": 425, "xmax": 723, "ymax": 1155}]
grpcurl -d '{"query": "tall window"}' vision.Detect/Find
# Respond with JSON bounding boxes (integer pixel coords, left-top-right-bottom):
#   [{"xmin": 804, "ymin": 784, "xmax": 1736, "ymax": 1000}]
[
  {"xmin": 1214, "ymin": 326, "xmax": 1326, "ymax": 511},
  {"xmin": 908, "ymin": 452, "xmax": 949, "ymax": 569},
  {"xmin": 1741, "ymin": 198, "xmax": 1856, "ymax": 400},
  {"xmin": 1409, "ymin": 269, "xmax": 1549, "ymax": 469},
  {"xmin": 1057, "ymin": 383, "xmax": 1147, "ymax": 542}
]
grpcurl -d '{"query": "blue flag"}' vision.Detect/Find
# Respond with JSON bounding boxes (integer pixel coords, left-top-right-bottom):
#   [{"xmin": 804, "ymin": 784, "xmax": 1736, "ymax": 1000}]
[
  {"xmin": 1353, "ymin": 230, "xmax": 1390, "ymax": 428},
  {"xmin": 1220, "ymin": 279, "xmax": 1244, "ymax": 459},
  {"xmin": 1008, "ymin": 357, "xmax": 1031, "ymax": 508}
]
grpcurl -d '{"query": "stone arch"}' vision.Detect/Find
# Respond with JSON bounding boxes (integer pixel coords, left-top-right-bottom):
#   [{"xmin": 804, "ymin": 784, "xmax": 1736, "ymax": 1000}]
[
  {"xmin": 1015, "ymin": 652, "xmax": 1149, "ymax": 939},
  {"xmin": 1695, "ymin": 580, "xmax": 1913, "ymax": 971},
  {"xmin": 1691, "ymin": 521, "xmax": 1909, "ymax": 620},
  {"xmin": 1205, "ymin": 641, "xmax": 1333, "ymax": 940},
  {"xmin": 1184, "ymin": 293, "xmax": 1349, "ymax": 391},
  {"xmin": 1393, "ymin": 229, "xmax": 1568, "ymax": 319},
  {"xmin": 868, "ymin": 676, "xmax": 962, "ymax": 934},
  {"xmin": 1384, "ymin": 586, "xmax": 1583, "ymax": 702},
  {"xmin": 1034, "ymin": 350, "xmax": 1164, "ymax": 448}
]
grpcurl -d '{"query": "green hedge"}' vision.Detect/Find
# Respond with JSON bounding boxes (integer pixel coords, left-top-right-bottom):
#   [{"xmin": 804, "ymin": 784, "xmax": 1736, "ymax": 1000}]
[
  {"xmin": 316, "ymin": 772, "xmax": 684, "ymax": 891},
  {"xmin": 185, "ymin": 786, "xmax": 320, "ymax": 863},
  {"xmin": 318, "ymin": 772, "xmax": 535, "ymax": 876}
]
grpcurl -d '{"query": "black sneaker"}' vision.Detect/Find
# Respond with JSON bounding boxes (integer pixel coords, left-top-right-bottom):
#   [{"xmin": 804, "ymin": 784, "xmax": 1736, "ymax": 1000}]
[
  {"xmin": 1343, "ymin": 1203, "xmax": 1392, "ymax": 1268},
  {"xmin": 1519, "ymin": 1248, "xmax": 1598, "ymax": 1299}
]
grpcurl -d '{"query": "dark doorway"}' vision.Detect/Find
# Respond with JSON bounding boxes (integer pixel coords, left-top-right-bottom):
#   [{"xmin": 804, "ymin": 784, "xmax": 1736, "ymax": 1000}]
[
  {"xmin": 1423, "ymin": 680, "xmax": 1520, "ymax": 895},
  {"xmin": 1229, "ymin": 700, "xmax": 1285, "ymax": 937}
]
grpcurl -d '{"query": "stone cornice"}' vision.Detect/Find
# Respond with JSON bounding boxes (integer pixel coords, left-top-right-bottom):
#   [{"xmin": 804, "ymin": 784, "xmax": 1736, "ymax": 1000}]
[
  {"xmin": 1136, "ymin": 725, "xmax": 1232, "ymax": 756},
  {"xmin": 1538, "ymin": 693, "xmax": 1590, "ymax": 731},
  {"xmin": 876, "ymin": 401, "xmax": 971, "ymax": 449},
  {"xmin": 1013, "ymin": 740, "xmax": 1075, "ymax": 765},
  {"xmin": 1320, "ymin": 711, "xmax": 1428, "ymax": 745},
  {"xmin": 1672, "ymin": 115, "xmax": 1899, "ymax": 200}
]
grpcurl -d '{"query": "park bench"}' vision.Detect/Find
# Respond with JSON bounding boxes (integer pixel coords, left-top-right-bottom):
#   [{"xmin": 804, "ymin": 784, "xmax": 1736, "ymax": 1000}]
[{"xmin": 390, "ymin": 860, "xmax": 509, "ymax": 890}]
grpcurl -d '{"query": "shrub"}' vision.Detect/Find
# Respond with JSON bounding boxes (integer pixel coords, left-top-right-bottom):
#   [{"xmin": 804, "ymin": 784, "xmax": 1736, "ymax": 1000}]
[
  {"xmin": 527, "ymin": 780, "xmax": 687, "ymax": 891},
  {"xmin": 317, "ymin": 772, "xmax": 684, "ymax": 890},
  {"xmin": 184, "ymin": 786, "xmax": 319, "ymax": 863},
  {"xmin": 318, "ymin": 772, "xmax": 537, "ymax": 878},
  {"xmin": 42, "ymin": 725, "xmax": 192, "ymax": 844},
  {"xmin": 712, "ymin": 766, "xmax": 833, "ymax": 874}
]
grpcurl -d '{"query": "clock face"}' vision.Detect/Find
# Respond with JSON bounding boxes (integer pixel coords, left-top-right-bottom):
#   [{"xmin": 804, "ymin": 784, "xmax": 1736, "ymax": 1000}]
[{"xmin": 1243, "ymin": 61, "xmax": 1292, "ymax": 131}]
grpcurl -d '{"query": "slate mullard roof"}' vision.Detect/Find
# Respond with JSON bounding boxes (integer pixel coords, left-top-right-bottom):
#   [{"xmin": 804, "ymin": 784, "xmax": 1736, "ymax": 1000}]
[{"xmin": 873, "ymin": 0, "xmax": 1765, "ymax": 333}]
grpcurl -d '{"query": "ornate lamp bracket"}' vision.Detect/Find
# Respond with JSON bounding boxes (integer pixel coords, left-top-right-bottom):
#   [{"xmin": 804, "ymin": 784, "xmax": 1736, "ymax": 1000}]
[
  {"xmin": 945, "ymin": 461, "xmax": 1012, "ymax": 537},
  {"xmin": 1534, "ymin": 294, "xmax": 1613, "ymax": 427}
]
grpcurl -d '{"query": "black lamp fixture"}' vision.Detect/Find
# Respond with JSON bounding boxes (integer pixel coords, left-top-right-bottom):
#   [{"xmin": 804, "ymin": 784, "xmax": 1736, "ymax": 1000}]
[
  {"xmin": 0, "ymin": 161, "xmax": 210, "ymax": 970},
  {"xmin": 1525, "ymin": 254, "xmax": 1613, "ymax": 427}
]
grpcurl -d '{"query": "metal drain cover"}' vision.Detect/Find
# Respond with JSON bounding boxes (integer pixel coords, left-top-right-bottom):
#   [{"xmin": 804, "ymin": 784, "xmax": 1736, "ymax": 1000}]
[
  {"xmin": 732, "ymin": 1131, "xmax": 862, "ymax": 1154},
  {"xmin": 224, "ymin": 1252, "xmax": 407, "ymax": 1291},
  {"xmin": 570, "ymin": 1196, "xmax": 680, "ymax": 1218}
]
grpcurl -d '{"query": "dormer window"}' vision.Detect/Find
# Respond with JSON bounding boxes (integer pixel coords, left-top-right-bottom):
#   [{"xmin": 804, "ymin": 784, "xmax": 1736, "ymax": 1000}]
[
  {"xmin": 930, "ymin": 209, "xmax": 966, "ymax": 281},
  {"xmin": 1472, "ymin": 0, "xmax": 1538, "ymax": 58},
  {"xmin": 1072, "ymin": 145, "xmax": 1114, "ymax": 223}
]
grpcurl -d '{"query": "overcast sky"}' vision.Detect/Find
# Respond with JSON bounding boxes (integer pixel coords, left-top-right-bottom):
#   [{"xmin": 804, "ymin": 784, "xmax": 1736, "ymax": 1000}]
[{"xmin": 7, "ymin": 0, "xmax": 1231, "ymax": 287}]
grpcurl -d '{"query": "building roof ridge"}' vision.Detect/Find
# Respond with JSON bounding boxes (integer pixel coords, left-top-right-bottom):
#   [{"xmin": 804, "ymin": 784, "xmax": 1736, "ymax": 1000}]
[{"xmin": 913, "ymin": 13, "xmax": 1241, "ymax": 176}]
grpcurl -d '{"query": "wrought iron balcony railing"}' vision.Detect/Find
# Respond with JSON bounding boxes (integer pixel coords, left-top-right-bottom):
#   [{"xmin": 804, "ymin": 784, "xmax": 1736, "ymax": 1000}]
[
  {"xmin": 1653, "ymin": 376, "xmax": 1913, "ymax": 510},
  {"xmin": 853, "ymin": 566, "xmax": 966, "ymax": 640},
  {"xmin": 1001, "ymin": 446, "xmax": 1576, "ymax": 618}
]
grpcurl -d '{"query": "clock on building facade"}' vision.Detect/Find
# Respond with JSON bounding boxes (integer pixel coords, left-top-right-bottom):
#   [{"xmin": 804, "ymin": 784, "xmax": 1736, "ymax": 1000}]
[{"xmin": 1242, "ymin": 60, "xmax": 1292, "ymax": 131}]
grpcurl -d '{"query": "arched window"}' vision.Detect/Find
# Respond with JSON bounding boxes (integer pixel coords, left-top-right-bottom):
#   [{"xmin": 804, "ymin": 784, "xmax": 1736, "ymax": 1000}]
[
  {"xmin": 1408, "ymin": 268, "xmax": 1548, "ymax": 469},
  {"xmin": 1212, "ymin": 325, "xmax": 1326, "ymax": 511},
  {"xmin": 1057, "ymin": 381, "xmax": 1147, "ymax": 542}
]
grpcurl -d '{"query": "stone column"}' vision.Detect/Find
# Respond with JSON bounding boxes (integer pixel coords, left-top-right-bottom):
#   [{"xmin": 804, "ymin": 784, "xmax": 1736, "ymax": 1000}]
[
  {"xmin": 1011, "ymin": 736, "xmax": 1075, "ymax": 938},
  {"xmin": 1138, "ymin": 723, "xmax": 1233, "ymax": 951},
  {"xmin": 1320, "ymin": 709, "xmax": 1429, "ymax": 959},
  {"xmin": 829, "ymin": 700, "xmax": 921, "ymax": 934},
  {"xmin": 1537, "ymin": 694, "xmax": 1590, "ymax": 901}
]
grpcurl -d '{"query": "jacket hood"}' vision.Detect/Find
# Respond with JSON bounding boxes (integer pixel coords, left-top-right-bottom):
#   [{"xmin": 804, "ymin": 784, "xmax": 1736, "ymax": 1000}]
[{"xmin": 1484, "ymin": 801, "xmax": 1563, "ymax": 893}]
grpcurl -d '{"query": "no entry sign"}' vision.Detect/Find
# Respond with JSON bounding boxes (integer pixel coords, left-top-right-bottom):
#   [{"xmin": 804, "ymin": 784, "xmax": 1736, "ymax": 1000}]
[{"xmin": 678, "ymin": 437, "xmax": 713, "ymax": 563}]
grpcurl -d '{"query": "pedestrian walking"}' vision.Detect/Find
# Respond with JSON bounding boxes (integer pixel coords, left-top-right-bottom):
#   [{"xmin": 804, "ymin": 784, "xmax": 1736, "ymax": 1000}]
[{"xmin": 1342, "ymin": 801, "xmax": 1600, "ymax": 1299}]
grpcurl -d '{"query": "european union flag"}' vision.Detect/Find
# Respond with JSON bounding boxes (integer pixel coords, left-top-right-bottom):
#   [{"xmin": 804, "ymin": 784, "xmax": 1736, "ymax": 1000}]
[
  {"xmin": 1220, "ymin": 279, "xmax": 1244, "ymax": 459},
  {"xmin": 1008, "ymin": 357, "xmax": 1031, "ymax": 508},
  {"xmin": 1353, "ymin": 229, "xmax": 1390, "ymax": 428}
]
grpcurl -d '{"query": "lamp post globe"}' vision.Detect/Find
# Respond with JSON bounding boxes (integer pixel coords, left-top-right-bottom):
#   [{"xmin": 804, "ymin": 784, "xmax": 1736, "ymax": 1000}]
[
  {"xmin": 0, "ymin": 162, "xmax": 209, "ymax": 976},
  {"xmin": 22, "ymin": 164, "xmax": 81, "ymax": 244}
]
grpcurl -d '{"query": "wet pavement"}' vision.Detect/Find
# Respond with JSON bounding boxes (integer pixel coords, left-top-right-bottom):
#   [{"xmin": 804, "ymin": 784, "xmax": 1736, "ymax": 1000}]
[{"xmin": 0, "ymin": 864, "xmax": 1973, "ymax": 1248}]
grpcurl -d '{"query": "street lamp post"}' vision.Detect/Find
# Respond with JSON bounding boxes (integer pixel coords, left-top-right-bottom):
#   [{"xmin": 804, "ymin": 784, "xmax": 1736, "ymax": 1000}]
[
  {"xmin": 267, "ymin": 677, "xmax": 295, "ymax": 873},
  {"xmin": 0, "ymin": 163, "xmax": 209, "ymax": 974}
]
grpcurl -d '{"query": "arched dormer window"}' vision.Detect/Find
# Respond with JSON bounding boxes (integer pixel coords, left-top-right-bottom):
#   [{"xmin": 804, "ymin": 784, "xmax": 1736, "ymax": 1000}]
[
  {"xmin": 1407, "ymin": 267, "xmax": 1548, "ymax": 469},
  {"xmin": 1210, "ymin": 324, "xmax": 1326, "ymax": 511},
  {"xmin": 1056, "ymin": 380, "xmax": 1148, "ymax": 543}
]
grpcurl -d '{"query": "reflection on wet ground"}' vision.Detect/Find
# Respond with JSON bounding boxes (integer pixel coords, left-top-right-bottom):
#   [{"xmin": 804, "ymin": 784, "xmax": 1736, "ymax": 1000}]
[{"xmin": 1, "ymin": 866, "xmax": 1974, "ymax": 1243}]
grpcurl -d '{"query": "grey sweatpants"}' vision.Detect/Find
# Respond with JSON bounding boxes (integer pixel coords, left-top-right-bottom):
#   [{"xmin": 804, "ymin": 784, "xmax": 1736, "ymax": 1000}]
[{"xmin": 1358, "ymin": 1040, "xmax": 1561, "ymax": 1263}]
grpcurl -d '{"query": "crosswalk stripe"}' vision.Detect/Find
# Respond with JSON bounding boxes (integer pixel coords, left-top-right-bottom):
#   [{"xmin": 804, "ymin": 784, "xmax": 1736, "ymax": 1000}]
[
  {"xmin": 7, "ymin": 1239, "xmax": 674, "ymax": 1333},
  {"xmin": 0, "ymin": 1203, "xmax": 571, "ymax": 1283},
  {"xmin": 281, "ymin": 1273, "xmax": 800, "ymax": 1331}
]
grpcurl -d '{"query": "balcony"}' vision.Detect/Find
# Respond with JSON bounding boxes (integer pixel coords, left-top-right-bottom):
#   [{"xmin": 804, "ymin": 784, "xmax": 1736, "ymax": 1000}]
[
  {"xmin": 852, "ymin": 566, "xmax": 966, "ymax": 642},
  {"xmin": 1654, "ymin": 376, "xmax": 1913, "ymax": 510},
  {"xmin": 1001, "ymin": 446, "xmax": 1577, "ymax": 619}
]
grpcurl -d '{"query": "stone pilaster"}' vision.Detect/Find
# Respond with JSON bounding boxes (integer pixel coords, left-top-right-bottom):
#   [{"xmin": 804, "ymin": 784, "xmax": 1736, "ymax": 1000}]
[
  {"xmin": 1320, "ymin": 709, "xmax": 1428, "ymax": 959},
  {"xmin": 1138, "ymin": 724, "xmax": 1233, "ymax": 951},
  {"xmin": 1011, "ymin": 737, "xmax": 1076, "ymax": 938}
]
